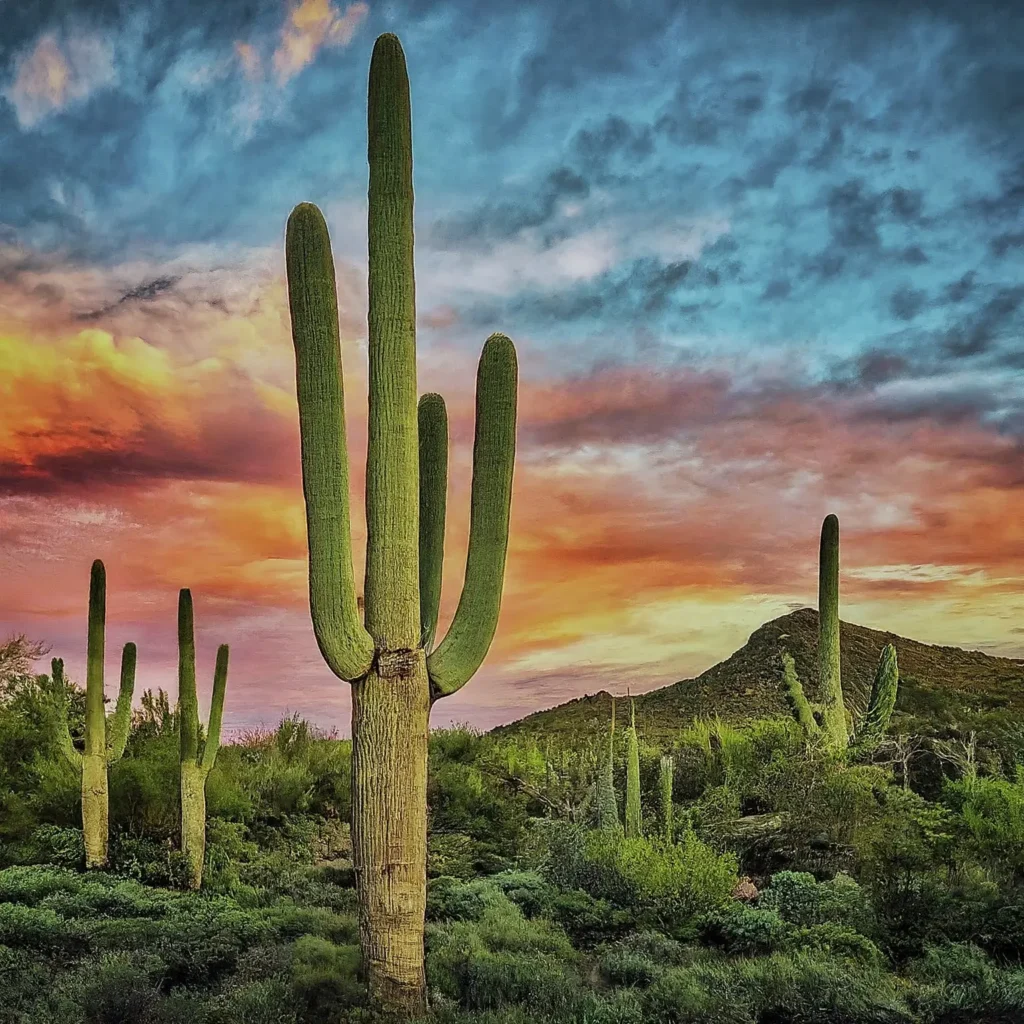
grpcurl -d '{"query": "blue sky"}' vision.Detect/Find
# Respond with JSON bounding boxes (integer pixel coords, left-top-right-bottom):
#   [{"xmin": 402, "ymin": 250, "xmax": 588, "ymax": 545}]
[{"xmin": 1, "ymin": 0, "xmax": 1023, "ymax": 730}]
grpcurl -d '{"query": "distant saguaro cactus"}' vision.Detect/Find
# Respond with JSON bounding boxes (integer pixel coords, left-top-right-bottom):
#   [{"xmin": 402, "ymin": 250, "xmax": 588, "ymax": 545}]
[
  {"xmin": 625, "ymin": 698, "xmax": 642, "ymax": 838},
  {"xmin": 818, "ymin": 514, "xmax": 848, "ymax": 750},
  {"xmin": 56, "ymin": 560, "xmax": 136, "ymax": 869},
  {"xmin": 659, "ymin": 754, "xmax": 674, "ymax": 843},
  {"xmin": 176, "ymin": 589, "xmax": 229, "ymax": 891},
  {"xmin": 782, "ymin": 516, "xmax": 900, "ymax": 754},
  {"xmin": 595, "ymin": 696, "xmax": 620, "ymax": 831},
  {"xmin": 284, "ymin": 33, "xmax": 517, "ymax": 1014}
]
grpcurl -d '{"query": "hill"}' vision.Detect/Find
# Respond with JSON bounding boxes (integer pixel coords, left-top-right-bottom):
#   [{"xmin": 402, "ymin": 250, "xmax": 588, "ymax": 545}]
[{"xmin": 494, "ymin": 607, "xmax": 1024, "ymax": 745}]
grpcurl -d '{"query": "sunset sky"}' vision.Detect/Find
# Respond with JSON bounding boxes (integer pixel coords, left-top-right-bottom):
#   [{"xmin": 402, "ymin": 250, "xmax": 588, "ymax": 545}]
[{"xmin": 1, "ymin": 0, "xmax": 1023, "ymax": 734}]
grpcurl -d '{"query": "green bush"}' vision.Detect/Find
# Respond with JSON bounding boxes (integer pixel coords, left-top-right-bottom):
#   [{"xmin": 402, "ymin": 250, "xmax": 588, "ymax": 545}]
[{"xmin": 289, "ymin": 935, "xmax": 365, "ymax": 1014}]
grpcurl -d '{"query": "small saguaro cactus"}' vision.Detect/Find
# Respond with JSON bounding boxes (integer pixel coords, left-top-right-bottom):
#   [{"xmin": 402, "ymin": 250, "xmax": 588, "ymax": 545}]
[
  {"xmin": 176, "ymin": 589, "xmax": 229, "ymax": 891},
  {"xmin": 625, "ymin": 697, "xmax": 642, "ymax": 838},
  {"xmin": 285, "ymin": 33, "xmax": 517, "ymax": 1014},
  {"xmin": 659, "ymin": 754, "xmax": 674, "ymax": 844},
  {"xmin": 594, "ymin": 695, "xmax": 620, "ymax": 832},
  {"xmin": 818, "ymin": 514, "xmax": 848, "ymax": 749},
  {"xmin": 56, "ymin": 560, "xmax": 136, "ymax": 869},
  {"xmin": 781, "ymin": 516, "xmax": 900, "ymax": 753}
]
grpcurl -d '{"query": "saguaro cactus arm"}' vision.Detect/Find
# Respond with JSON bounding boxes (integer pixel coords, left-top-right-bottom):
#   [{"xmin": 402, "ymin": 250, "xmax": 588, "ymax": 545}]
[
  {"xmin": 286, "ymin": 203, "xmax": 375, "ymax": 682},
  {"xmin": 427, "ymin": 334, "xmax": 518, "ymax": 699},
  {"xmin": 418, "ymin": 393, "xmax": 447, "ymax": 651},
  {"xmin": 201, "ymin": 644, "xmax": 230, "ymax": 772},
  {"xmin": 625, "ymin": 697, "xmax": 642, "ymax": 838},
  {"xmin": 781, "ymin": 650, "xmax": 819, "ymax": 737},
  {"xmin": 855, "ymin": 643, "xmax": 899, "ymax": 750},
  {"xmin": 106, "ymin": 642, "xmax": 137, "ymax": 763},
  {"xmin": 52, "ymin": 658, "xmax": 83, "ymax": 768}
]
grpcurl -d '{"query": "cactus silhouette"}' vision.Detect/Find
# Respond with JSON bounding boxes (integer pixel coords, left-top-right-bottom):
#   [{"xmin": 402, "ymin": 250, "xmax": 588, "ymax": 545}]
[
  {"xmin": 176, "ymin": 589, "xmax": 229, "ymax": 891},
  {"xmin": 284, "ymin": 32, "xmax": 516, "ymax": 1013},
  {"xmin": 56, "ymin": 560, "xmax": 136, "ymax": 869},
  {"xmin": 625, "ymin": 698, "xmax": 642, "ymax": 838},
  {"xmin": 783, "ymin": 516, "xmax": 900, "ymax": 753}
]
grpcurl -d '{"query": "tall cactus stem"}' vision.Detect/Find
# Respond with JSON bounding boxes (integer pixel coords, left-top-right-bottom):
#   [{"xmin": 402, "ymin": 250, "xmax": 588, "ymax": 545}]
[{"xmin": 818, "ymin": 514, "xmax": 848, "ymax": 750}]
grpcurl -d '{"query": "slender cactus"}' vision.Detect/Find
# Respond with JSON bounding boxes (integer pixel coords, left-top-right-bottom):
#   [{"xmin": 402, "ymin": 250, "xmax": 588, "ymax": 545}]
[
  {"xmin": 659, "ymin": 754, "xmax": 674, "ymax": 844},
  {"xmin": 285, "ymin": 32, "xmax": 517, "ymax": 1015},
  {"xmin": 853, "ymin": 643, "xmax": 899, "ymax": 752},
  {"xmin": 818, "ymin": 514, "xmax": 848, "ymax": 750},
  {"xmin": 176, "ymin": 589, "xmax": 229, "ymax": 890},
  {"xmin": 55, "ymin": 560, "xmax": 136, "ymax": 868},
  {"xmin": 595, "ymin": 696, "xmax": 620, "ymax": 831},
  {"xmin": 625, "ymin": 698, "xmax": 642, "ymax": 838},
  {"xmin": 781, "ymin": 650, "xmax": 819, "ymax": 738}
]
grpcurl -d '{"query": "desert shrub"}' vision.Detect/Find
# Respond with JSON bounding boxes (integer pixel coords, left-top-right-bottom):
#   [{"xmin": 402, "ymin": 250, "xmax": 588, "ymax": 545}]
[
  {"xmin": 907, "ymin": 942, "xmax": 1024, "ymax": 1022},
  {"xmin": 547, "ymin": 887, "xmax": 635, "ymax": 947},
  {"xmin": 289, "ymin": 935, "xmax": 365, "ymax": 1014},
  {"xmin": 427, "ymin": 876, "xmax": 517, "ymax": 922},
  {"xmin": 760, "ymin": 870, "xmax": 874, "ymax": 932},
  {"xmin": 0, "ymin": 901, "xmax": 89, "ymax": 952},
  {"xmin": 698, "ymin": 904, "xmax": 791, "ymax": 956}
]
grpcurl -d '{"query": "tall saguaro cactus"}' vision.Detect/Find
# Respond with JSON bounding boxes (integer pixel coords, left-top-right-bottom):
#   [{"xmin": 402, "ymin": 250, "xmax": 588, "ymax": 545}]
[
  {"xmin": 595, "ymin": 696, "xmax": 620, "ymax": 831},
  {"xmin": 818, "ymin": 514, "xmax": 848, "ymax": 750},
  {"xmin": 625, "ymin": 698, "xmax": 642, "ymax": 838},
  {"xmin": 285, "ymin": 33, "xmax": 517, "ymax": 1015},
  {"xmin": 659, "ymin": 754, "xmax": 674, "ymax": 844},
  {"xmin": 56, "ymin": 560, "xmax": 136, "ymax": 869},
  {"xmin": 177, "ymin": 589, "xmax": 229, "ymax": 891}
]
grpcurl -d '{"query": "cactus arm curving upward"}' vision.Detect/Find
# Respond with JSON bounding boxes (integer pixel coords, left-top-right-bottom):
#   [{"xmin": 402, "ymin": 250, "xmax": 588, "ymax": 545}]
[
  {"xmin": 178, "ymin": 590, "xmax": 200, "ymax": 764},
  {"xmin": 52, "ymin": 658, "xmax": 83, "ymax": 768},
  {"xmin": 855, "ymin": 643, "xmax": 899, "ymax": 751},
  {"xmin": 201, "ymin": 645, "xmax": 230, "ymax": 772},
  {"xmin": 106, "ymin": 643, "xmax": 137, "ymax": 763},
  {"xmin": 427, "ymin": 334, "xmax": 518, "ymax": 698},
  {"xmin": 418, "ymin": 393, "xmax": 448, "ymax": 651},
  {"xmin": 817, "ymin": 514, "xmax": 848, "ymax": 750},
  {"xmin": 286, "ymin": 203, "xmax": 375, "ymax": 681},
  {"xmin": 365, "ymin": 31, "xmax": 419, "ymax": 650},
  {"xmin": 781, "ymin": 650, "xmax": 820, "ymax": 738}
]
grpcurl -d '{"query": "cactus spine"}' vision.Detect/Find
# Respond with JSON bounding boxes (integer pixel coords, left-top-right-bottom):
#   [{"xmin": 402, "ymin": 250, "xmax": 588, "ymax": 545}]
[
  {"xmin": 56, "ymin": 560, "xmax": 136, "ymax": 869},
  {"xmin": 284, "ymin": 33, "xmax": 517, "ymax": 1014},
  {"xmin": 818, "ymin": 514, "xmax": 848, "ymax": 750},
  {"xmin": 659, "ymin": 754, "xmax": 674, "ymax": 843},
  {"xmin": 177, "ymin": 589, "xmax": 229, "ymax": 891},
  {"xmin": 625, "ymin": 698, "xmax": 642, "ymax": 838}
]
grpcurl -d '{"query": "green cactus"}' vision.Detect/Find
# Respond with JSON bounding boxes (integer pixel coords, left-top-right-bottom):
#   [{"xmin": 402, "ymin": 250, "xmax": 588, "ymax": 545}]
[
  {"xmin": 781, "ymin": 651, "xmax": 819, "ymax": 738},
  {"xmin": 659, "ymin": 754, "xmax": 674, "ymax": 844},
  {"xmin": 594, "ymin": 696, "xmax": 620, "ymax": 831},
  {"xmin": 56, "ymin": 560, "xmax": 136, "ymax": 869},
  {"xmin": 176, "ymin": 589, "xmax": 229, "ymax": 891},
  {"xmin": 284, "ymin": 32, "xmax": 517, "ymax": 1014},
  {"xmin": 625, "ymin": 698, "xmax": 642, "ymax": 838},
  {"xmin": 852, "ymin": 643, "xmax": 899, "ymax": 753},
  {"xmin": 782, "ymin": 517, "xmax": 900, "ymax": 753},
  {"xmin": 818, "ymin": 514, "xmax": 848, "ymax": 749}
]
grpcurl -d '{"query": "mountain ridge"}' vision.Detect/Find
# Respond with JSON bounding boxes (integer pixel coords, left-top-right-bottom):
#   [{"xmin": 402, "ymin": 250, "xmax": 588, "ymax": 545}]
[{"xmin": 492, "ymin": 607, "xmax": 1024, "ymax": 743}]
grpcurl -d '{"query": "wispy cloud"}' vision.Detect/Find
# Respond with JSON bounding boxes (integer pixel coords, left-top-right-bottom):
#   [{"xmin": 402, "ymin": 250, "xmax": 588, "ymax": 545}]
[{"xmin": 4, "ymin": 31, "xmax": 116, "ymax": 128}]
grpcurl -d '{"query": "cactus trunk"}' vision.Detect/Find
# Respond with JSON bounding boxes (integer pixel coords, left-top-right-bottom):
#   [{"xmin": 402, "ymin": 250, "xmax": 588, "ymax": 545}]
[
  {"xmin": 81, "ymin": 753, "xmax": 109, "ymax": 869},
  {"xmin": 180, "ymin": 760, "xmax": 207, "ymax": 890},
  {"xmin": 817, "ymin": 514, "xmax": 848, "ymax": 750},
  {"xmin": 351, "ymin": 667, "xmax": 430, "ymax": 1009}
]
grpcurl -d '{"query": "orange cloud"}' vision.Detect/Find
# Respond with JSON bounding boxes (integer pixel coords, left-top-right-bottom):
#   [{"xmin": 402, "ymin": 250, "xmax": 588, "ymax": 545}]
[{"xmin": 5, "ymin": 32, "xmax": 116, "ymax": 128}]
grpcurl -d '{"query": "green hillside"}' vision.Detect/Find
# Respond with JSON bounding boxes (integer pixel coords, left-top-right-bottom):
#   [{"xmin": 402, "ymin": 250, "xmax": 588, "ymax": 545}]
[{"xmin": 495, "ymin": 607, "xmax": 1024, "ymax": 745}]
